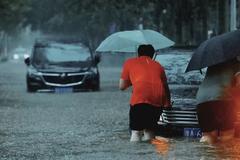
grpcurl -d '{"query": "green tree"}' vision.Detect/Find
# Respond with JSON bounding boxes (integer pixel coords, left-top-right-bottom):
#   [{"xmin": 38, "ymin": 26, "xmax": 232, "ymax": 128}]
[
  {"xmin": 23, "ymin": 0, "xmax": 231, "ymax": 50},
  {"xmin": 0, "ymin": 0, "xmax": 30, "ymax": 34}
]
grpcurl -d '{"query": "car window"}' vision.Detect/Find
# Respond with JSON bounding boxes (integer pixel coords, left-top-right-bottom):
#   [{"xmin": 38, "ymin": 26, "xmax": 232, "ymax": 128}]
[
  {"xmin": 43, "ymin": 47, "xmax": 90, "ymax": 62},
  {"xmin": 155, "ymin": 51, "xmax": 205, "ymax": 85},
  {"xmin": 32, "ymin": 43, "xmax": 91, "ymax": 66}
]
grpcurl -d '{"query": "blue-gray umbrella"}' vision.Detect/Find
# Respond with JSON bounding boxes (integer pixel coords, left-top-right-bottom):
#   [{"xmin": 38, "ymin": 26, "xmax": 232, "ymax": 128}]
[
  {"xmin": 186, "ymin": 30, "xmax": 240, "ymax": 72},
  {"xmin": 96, "ymin": 29, "xmax": 174, "ymax": 53}
]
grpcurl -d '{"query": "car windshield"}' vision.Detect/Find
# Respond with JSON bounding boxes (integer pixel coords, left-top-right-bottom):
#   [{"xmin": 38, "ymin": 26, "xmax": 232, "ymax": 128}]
[
  {"xmin": 32, "ymin": 43, "xmax": 91, "ymax": 68},
  {"xmin": 155, "ymin": 52, "xmax": 205, "ymax": 85}
]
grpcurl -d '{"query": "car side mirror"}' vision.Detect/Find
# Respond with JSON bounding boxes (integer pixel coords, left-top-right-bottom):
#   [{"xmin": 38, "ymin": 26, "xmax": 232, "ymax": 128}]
[
  {"xmin": 93, "ymin": 54, "xmax": 101, "ymax": 65},
  {"xmin": 24, "ymin": 57, "xmax": 30, "ymax": 66}
]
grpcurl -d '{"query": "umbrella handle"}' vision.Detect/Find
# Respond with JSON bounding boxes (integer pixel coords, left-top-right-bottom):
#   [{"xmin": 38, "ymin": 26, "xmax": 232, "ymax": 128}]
[{"xmin": 153, "ymin": 53, "xmax": 157, "ymax": 60}]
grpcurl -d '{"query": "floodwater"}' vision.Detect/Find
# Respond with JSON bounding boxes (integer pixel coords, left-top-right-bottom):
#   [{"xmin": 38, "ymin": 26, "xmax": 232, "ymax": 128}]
[{"xmin": 0, "ymin": 53, "xmax": 239, "ymax": 159}]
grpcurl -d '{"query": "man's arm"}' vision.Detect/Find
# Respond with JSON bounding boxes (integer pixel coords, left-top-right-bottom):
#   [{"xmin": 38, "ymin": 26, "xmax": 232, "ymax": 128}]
[
  {"xmin": 119, "ymin": 78, "xmax": 132, "ymax": 90},
  {"xmin": 161, "ymin": 69, "xmax": 171, "ymax": 107},
  {"xmin": 163, "ymin": 81, "xmax": 171, "ymax": 107},
  {"xmin": 235, "ymin": 72, "xmax": 240, "ymax": 87}
]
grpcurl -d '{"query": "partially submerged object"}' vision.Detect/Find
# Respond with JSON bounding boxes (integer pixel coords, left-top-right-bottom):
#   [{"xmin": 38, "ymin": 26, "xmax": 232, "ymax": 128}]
[{"xmin": 158, "ymin": 104, "xmax": 240, "ymax": 138}]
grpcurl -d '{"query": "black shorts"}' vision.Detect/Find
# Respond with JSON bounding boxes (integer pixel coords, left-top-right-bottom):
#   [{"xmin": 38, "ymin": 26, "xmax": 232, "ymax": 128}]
[
  {"xmin": 129, "ymin": 103, "xmax": 162, "ymax": 131},
  {"xmin": 197, "ymin": 100, "xmax": 236, "ymax": 132}
]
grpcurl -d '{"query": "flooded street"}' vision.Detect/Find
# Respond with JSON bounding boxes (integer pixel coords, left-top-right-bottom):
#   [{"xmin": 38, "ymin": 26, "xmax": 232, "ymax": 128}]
[{"xmin": 0, "ymin": 59, "xmax": 240, "ymax": 160}]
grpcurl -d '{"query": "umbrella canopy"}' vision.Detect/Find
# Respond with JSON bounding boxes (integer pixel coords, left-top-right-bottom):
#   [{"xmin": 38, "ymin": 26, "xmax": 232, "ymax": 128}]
[
  {"xmin": 96, "ymin": 29, "xmax": 174, "ymax": 53},
  {"xmin": 186, "ymin": 30, "xmax": 240, "ymax": 72}
]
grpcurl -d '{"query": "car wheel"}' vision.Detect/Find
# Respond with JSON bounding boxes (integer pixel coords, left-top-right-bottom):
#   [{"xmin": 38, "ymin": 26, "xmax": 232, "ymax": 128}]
[
  {"xmin": 91, "ymin": 75, "xmax": 100, "ymax": 91},
  {"xmin": 27, "ymin": 85, "xmax": 37, "ymax": 92},
  {"xmin": 92, "ymin": 84, "xmax": 100, "ymax": 91},
  {"xmin": 26, "ymin": 81, "xmax": 37, "ymax": 92},
  {"xmin": 92, "ymin": 78, "xmax": 100, "ymax": 91}
]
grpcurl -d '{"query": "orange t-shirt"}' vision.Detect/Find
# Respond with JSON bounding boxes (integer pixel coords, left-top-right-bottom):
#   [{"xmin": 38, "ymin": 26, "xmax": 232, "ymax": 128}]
[{"xmin": 121, "ymin": 56, "xmax": 170, "ymax": 107}]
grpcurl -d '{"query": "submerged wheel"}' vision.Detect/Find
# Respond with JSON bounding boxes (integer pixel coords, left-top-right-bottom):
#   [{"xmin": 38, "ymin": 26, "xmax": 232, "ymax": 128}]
[{"xmin": 26, "ymin": 82, "xmax": 37, "ymax": 92}]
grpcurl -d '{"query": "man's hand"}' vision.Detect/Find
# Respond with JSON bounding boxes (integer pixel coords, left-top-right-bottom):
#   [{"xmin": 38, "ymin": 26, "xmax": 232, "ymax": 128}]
[{"xmin": 119, "ymin": 78, "xmax": 131, "ymax": 90}]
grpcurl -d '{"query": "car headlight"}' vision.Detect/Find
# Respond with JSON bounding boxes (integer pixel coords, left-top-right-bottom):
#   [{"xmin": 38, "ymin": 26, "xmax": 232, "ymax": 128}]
[
  {"xmin": 89, "ymin": 67, "xmax": 98, "ymax": 74},
  {"xmin": 84, "ymin": 67, "xmax": 98, "ymax": 79},
  {"xmin": 28, "ymin": 67, "xmax": 42, "ymax": 79}
]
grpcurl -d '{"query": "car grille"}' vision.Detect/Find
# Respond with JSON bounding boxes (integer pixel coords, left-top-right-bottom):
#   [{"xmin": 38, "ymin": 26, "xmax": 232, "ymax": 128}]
[
  {"xmin": 160, "ymin": 109, "xmax": 199, "ymax": 126},
  {"xmin": 43, "ymin": 74, "xmax": 85, "ymax": 84},
  {"xmin": 159, "ymin": 108, "xmax": 240, "ymax": 126}
]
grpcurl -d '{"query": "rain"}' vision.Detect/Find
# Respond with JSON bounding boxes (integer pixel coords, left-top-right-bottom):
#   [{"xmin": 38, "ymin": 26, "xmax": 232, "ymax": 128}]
[{"xmin": 0, "ymin": 0, "xmax": 240, "ymax": 159}]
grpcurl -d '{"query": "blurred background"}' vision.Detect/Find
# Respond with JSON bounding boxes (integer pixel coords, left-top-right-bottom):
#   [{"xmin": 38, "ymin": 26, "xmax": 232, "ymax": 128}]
[
  {"xmin": 0, "ymin": 1, "xmax": 240, "ymax": 159},
  {"xmin": 0, "ymin": 0, "xmax": 239, "ymax": 60}
]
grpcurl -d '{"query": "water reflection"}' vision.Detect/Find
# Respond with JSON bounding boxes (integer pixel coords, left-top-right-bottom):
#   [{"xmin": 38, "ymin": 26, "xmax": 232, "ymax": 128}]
[
  {"xmin": 150, "ymin": 137, "xmax": 240, "ymax": 159},
  {"xmin": 151, "ymin": 136, "xmax": 170, "ymax": 156},
  {"xmin": 213, "ymin": 138, "xmax": 240, "ymax": 159}
]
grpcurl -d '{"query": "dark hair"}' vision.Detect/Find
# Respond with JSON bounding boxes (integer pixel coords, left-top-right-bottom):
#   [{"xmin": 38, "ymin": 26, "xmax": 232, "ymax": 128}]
[{"xmin": 137, "ymin": 44, "xmax": 155, "ymax": 58}]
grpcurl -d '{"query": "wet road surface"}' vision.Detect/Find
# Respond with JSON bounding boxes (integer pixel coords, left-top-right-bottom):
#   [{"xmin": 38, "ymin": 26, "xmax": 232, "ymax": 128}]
[{"xmin": 0, "ymin": 60, "xmax": 240, "ymax": 159}]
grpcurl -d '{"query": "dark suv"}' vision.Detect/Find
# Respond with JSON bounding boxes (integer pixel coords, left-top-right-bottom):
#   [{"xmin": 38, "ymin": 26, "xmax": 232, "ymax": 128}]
[
  {"xmin": 24, "ymin": 40, "xmax": 100, "ymax": 92},
  {"xmin": 155, "ymin": 51, "xmax": 240, "ymax": 138},
  {"xmin": 154, "ymin": 51, "xmax": 202, "ymax": 137}
]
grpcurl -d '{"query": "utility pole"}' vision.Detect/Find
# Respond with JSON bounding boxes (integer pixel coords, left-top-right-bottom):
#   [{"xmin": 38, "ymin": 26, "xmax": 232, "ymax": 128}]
[
  {"xmin": 230, "ymin": 0, "xmax": 237, "ymax": 31},
  {"xmin": 138, "ymin": 17, "xmax": 143, "ymax": 30},
  {"xmin": 4, "ymin": 34, "xmax": 8, "ymax": 58}
]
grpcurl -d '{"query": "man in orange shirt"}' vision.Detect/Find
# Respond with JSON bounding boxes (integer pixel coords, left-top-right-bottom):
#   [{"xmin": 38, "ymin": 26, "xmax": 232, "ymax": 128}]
[{"xmin": 119, "ymin": 44, "xmax": 171, "ymax": 142}]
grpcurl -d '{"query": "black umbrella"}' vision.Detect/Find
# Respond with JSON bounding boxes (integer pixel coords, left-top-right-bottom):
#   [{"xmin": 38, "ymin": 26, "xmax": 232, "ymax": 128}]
[{"xmin": 186, "ymin": 30, "xmax": 240, "ymax": 72}]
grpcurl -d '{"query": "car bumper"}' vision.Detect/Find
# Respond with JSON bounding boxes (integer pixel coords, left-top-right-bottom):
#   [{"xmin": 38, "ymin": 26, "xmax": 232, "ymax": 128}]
[
  {"xmin": 27, "ymin": 73, "xmax": 99, "ymax": 92},
  {"xmin": 157, "ymin": 106, "xmax": 201, "ymax": 137},
  {"xmin": 157, "ymin": 106, "xmax": 240, "ymax": 138}
]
